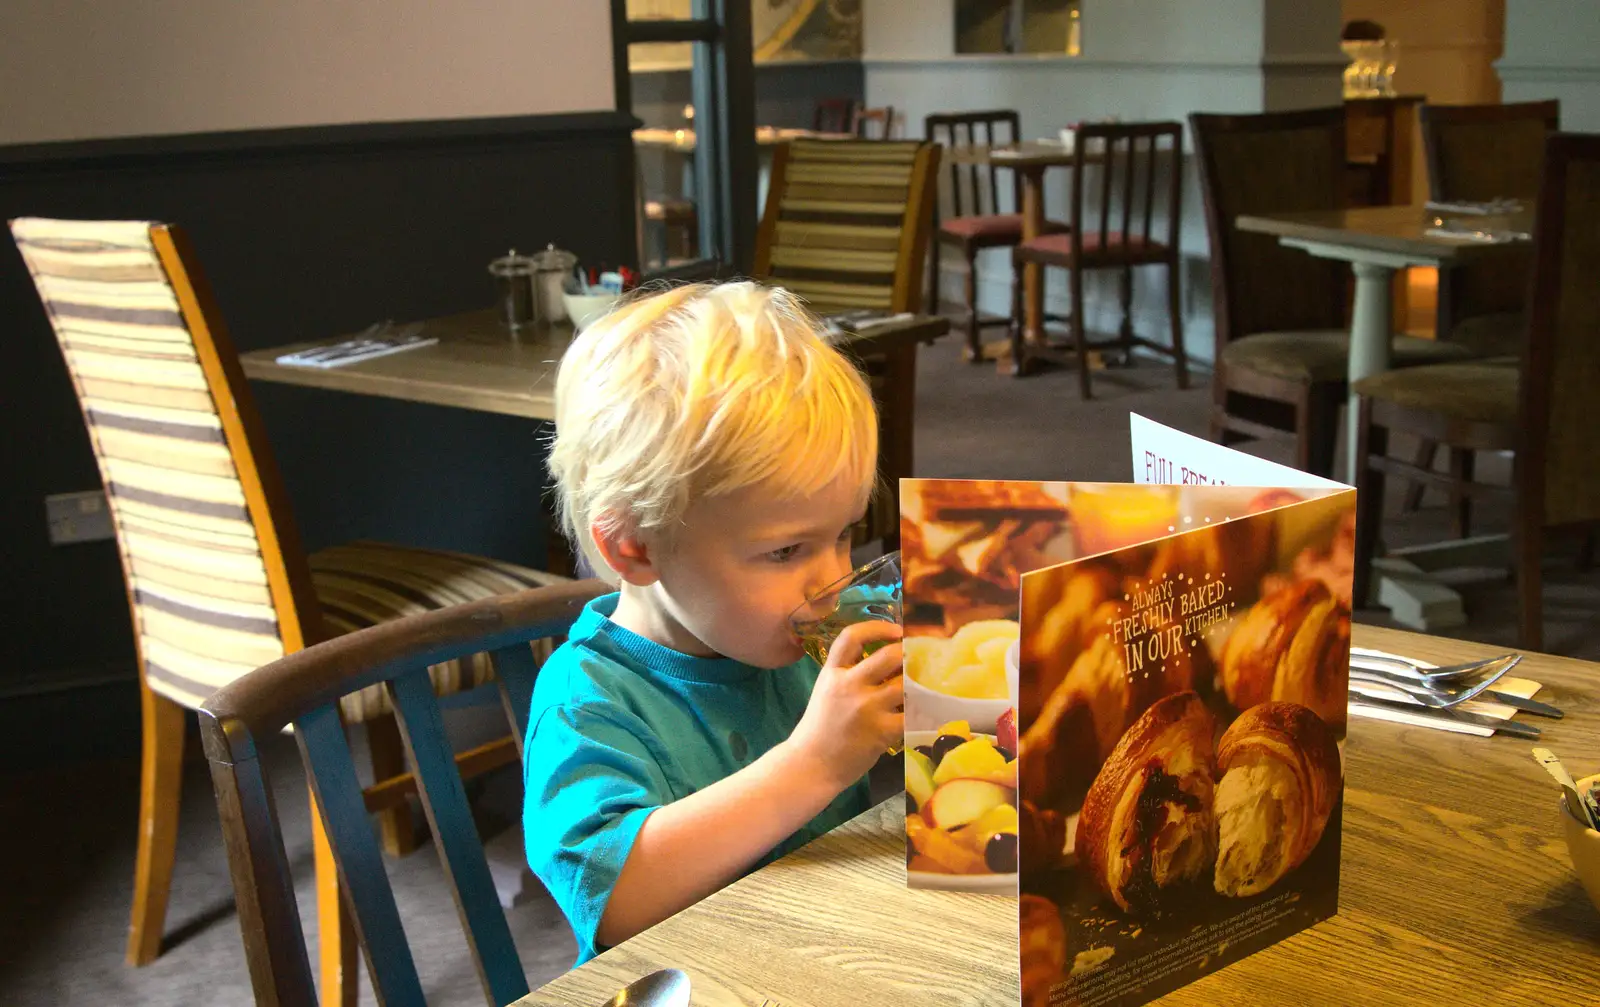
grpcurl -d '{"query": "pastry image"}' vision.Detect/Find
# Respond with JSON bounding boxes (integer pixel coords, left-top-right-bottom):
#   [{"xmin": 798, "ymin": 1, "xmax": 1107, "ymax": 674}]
[
  {"xmin": 1220, "ymin": 579, "xmax": 1350, "ymax": 731},
  {"xmin": 1019, "ymin": 797, "xmax": 1068, "ymax": 881},
  {"xmin": 1019, "ymin": 565, "xmax": 1117, "ymax": 724},
  {"xmin": 1018, "ymin": 599, "xmax": 1211, "ymax": 809},
  {"xmin": 1021, "ymin": 894, "xmax": 1068, "ymax": 1007},
  {"xmin": 1074, "ymin": 692, "xmax": 1218, "ymax": 915},
  {"xmin": 1261, "ymin": 509, "xmax": 1357, "ymax": 608},
  {"xmin": 1147, "ymin": 518, "xmax": 1274, "ymax": 607},
  {"xmin": 1213, "ymin": 702, "xmax": 1342, "ymax": 897}
]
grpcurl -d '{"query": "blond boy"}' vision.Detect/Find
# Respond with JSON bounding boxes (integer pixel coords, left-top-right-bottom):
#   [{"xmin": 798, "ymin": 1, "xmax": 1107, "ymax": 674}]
[{"xmin": 524, "ymin": 282, "xmax": 904, "ymax": 964}]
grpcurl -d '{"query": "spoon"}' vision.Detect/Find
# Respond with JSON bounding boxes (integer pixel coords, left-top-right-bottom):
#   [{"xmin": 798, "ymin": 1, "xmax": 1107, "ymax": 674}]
[
  {"xmin": 596, "ymin": 968, "xmax": 691, "ymax": 1007},
  {"xmin": 1532, "ymin": 748, "xmax": 1599, "ymax": 829}
]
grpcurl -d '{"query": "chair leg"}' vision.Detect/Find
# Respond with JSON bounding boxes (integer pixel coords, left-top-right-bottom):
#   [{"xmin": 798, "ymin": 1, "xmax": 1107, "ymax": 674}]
[
  {"xmin": 926, "ymin": 240, "xmax": 940, "ymax": 321},
  {"xmin": 127, "ymin": 684, "xmax": 186, "ymax": 966},
  {"xmin": 368, "ymin": 714, "xmax": 420, "ymax": 857},
  {"xmin": 1304, "ymin": 385, "xmax": 1341, "ymax": 479},
  {"xmin": 1449, "ymin": 448, "xmax": 1474, "ymax": 539},
  {"xmin": 963, "ymin": 246, "xmax": 982, "ymax": 362},
  {"xmin": 1070, "ymin": 266, "xmax": 1092, "ymax": 399},
  {"xmin": 1515, "ymin": 513, "xmax": 1544, "ymax": 652},
  {"xmin": 1401, "ymin": 439, "xmax": 1438, "ymax": 514},
  {"xmin": 314, "ymin": 796, "xmax": 360, "ymax": 1007},
  {"xmin": 1117, "ymin": 265, "xmax": 1135, "ymax": 349},
  {"xmin": 1165, "ymin": 261, "xmax": 1189, "ymax": 390},
  {"xmin": 1009, "ymin": 252, "xmax": 1026, "ymax": 371},
  {"xmin": 1352, "ymin": 398, "xmax": 1388, "ymax": 610}
]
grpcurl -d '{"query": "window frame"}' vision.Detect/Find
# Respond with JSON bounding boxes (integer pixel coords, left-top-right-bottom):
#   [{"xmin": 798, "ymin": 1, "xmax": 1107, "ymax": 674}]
[{"xmin": 611, "ymin": 0, "xmax": 758, "ymax": 275}]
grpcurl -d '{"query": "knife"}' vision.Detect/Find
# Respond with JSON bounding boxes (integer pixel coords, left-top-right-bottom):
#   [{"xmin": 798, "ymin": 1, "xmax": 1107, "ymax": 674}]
[
  {"xmin": 1348, "ymin": 665, "xmax": 1562, "ymax": 718},
  {"xmin": 1349, "ymin": 687, "xmax": 1543, "ymax": 739},
  {"xmin": 1484, "ymin": 690, "xmax": 1564, "ymax": 719}
]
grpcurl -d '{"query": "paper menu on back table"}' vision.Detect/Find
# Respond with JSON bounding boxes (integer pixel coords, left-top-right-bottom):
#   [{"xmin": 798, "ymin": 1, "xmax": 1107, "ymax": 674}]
[{"xmin": 899, "ymin": 414, "xmax": 1356, "ymax": 1007}]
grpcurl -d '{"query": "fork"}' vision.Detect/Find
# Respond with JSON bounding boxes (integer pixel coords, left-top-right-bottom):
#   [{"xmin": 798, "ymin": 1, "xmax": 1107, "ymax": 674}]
[
  {"xmin": 1350, "ymin": 649, "xmax": 1521, "ymax": 686},
  {"xmin": 1348, "ymin": 659, "xmax": 1516, "ymax": 708}
]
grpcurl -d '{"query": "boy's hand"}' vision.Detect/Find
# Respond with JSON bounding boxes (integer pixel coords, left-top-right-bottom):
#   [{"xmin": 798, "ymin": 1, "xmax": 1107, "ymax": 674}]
[{"xmin": 788, "ymin": 620, "xmax": 904, "ymax": 790}]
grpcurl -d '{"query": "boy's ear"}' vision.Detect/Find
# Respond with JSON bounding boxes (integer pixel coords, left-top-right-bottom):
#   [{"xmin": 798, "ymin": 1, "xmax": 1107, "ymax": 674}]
[{"xmin": 590, "ymin": 520, "xmax": 660, "ymax": 587}]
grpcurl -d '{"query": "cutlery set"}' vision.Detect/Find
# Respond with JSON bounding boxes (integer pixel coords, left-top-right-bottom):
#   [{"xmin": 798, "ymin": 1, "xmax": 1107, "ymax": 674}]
[
  {"xmin": 275, "ymin": 321, "xmax": 435, "ymax": 369},
  {"xmin": 1348, "ymin": 649, "xmax": 1561, "ymax": 739}
]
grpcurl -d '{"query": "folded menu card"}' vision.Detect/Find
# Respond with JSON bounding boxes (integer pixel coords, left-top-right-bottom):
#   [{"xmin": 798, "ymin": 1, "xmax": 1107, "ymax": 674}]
[{"xmin": 901, "ymin": 415, "xmax": 1355, "ymax": 1007}]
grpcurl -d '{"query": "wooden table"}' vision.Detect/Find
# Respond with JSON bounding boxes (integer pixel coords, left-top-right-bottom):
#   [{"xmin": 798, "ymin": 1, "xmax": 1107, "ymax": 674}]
[
  {"xmin": 986, "ymin": 141, "xmax": 1079, "ymax": 376},
  {"xmin": 515, "ymin": 624, "xmax": 1600, "ymax": 1007},
  {"xmin": 1235, "ymin": 203, "xmax": 1532, "ymax": 486},
  {"xmin": 240, "ymin": 309, "xmax": 948, "ymax": 423}
]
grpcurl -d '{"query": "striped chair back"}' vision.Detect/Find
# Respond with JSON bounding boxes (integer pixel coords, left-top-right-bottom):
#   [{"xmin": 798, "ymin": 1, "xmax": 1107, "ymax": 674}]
[
  {"xmin": 754, "ymin": 138, "xmax": 941, "ymax": 314},
  {"xmin": 10, "ymin": 218, "xmax": 319, "ymax": 710}
]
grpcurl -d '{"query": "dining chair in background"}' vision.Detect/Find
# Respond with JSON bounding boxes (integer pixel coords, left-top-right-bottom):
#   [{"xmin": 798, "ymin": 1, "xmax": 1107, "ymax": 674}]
[
  {"xmin": 201, "ymin": 578, "xmax": 608, "ymax": 1007},
  {"xmin": 1352, "ymin": 131, "xmax": 1600, "ymax": 651},
  {"xmin": 1394, "ymin": 100, "xmax": 1563, "ymax": 525},
  {"xmin": 1189, "ymin": 107, "xmax": 1472, "ymax": 475},
  {"xmin": 813, "ymin": 96, "xmax": 861, "ymax": 135},
  {"xmin": 853, "ymin": 105, "xmax": 897, "ymax": 140},
  {"xmin": 1421, "ymin": 100, "xmax": 1560, "ymax": 359},
  {"xmin": 1008, "ymin": 119, "xmax": 1190, "ymax": 399},
  {"xmin": 753, "ymin": 137, "xmax": 941, "ymax": 551},
  {"xmin": 925, "ymin": 109, "xmax": 1068, "ymax": 362},
  {"xmin": 9, "ymin": 217, "xmax": 571, "ymax": 1006}
]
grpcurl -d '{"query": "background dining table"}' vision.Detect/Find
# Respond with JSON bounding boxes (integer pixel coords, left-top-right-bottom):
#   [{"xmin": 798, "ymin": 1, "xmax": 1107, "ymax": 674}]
[
  {"xmin": 241, "ymin": 309, "xmax": 949, "ymax": 574},
  {"xmin": 514, "ymin": 624, "xmax": 1600, "ymax": 1007}
]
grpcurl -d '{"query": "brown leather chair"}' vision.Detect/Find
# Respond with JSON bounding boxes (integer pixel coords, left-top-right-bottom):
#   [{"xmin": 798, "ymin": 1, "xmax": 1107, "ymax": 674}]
[
  {"xmin": 1353, "ymin": 131, "xmax": 1600, "ymax": 651},
  {"xmin": 1422, "ymin": 99, "xmax": 1560, "ymax": 357},
  {"xmin": 1190, "ymin": 107, "xmax": 1472, "ymax": 475}
]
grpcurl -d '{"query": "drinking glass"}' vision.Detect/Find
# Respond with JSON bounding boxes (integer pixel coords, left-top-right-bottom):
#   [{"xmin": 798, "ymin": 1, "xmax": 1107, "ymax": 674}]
[{"xmin": 790, "ymin": 551, "xmax": 903, "ymax": 754}]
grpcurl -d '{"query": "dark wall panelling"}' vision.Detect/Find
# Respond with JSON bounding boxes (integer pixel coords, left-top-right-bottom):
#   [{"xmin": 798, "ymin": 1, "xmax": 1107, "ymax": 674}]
[{"xmin": 0, "ymin": 110, "xmax": 639, "ymax": 698}]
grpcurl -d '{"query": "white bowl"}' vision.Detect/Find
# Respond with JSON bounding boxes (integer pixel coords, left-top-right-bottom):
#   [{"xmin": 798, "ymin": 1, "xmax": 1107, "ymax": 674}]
[
  {"xmin": 905, "ymin": 673, "xmax": 1010, "ymax": 734},
  {"xmin": 904, "ymin": 729, "xmax": 1019, "ymax": 895},
  {"xmin": 561, "ymin": 291, "xmax": 620, "ymax": 331}
]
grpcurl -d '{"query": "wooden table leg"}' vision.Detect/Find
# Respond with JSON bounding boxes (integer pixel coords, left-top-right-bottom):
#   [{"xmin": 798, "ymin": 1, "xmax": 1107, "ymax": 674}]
[{"xmin": 1000, "ymin": 166, "xmax": 1048, "ymax": 377}]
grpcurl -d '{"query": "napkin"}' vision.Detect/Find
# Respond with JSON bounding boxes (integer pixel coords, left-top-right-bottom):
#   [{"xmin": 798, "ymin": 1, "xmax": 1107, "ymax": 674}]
[{"xmin": 1349, "ymin": 647, "xmax": 1545, "ymax": 737}]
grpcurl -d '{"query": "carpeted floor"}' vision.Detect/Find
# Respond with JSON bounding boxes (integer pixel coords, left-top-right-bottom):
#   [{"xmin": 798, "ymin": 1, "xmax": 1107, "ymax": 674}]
[{"xmin": 3, "ymin": 341, "xmax": 1596, "ymax": 1005}]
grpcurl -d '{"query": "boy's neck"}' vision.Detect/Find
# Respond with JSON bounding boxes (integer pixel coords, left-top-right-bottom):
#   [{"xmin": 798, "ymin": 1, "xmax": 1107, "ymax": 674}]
[{"xmin": 610, "ymin": 582, "xmax": 720, "ymax": 658}]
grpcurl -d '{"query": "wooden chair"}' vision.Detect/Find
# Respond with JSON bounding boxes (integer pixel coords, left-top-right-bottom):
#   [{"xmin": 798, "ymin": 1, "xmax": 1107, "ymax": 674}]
[
  {"xmin": 8, "ymin": 218, "xmax": 570, "ymax": 1005},
  {"xmin": 853, "ymin": 106, "xmax": 897, "ymax": 140},
  {"xmin": 813, "ymin": 97, "xmax": 861, "ymax": 135},
  {"xmin": 1008, "ymin": 120, "xmax": 1190, "ymax": 399},
  {"xmin": 1189, "ymin": 108, "xmax": 1473, "ymax": 475},
  {"xmin": 753, "ymin": 138, "xmax": 941, "ymax": 551},
  {"xmin": 1352, "ymin": 132, "xmax": 1600, "ymax": 652},
  {"xmin": 1394, "ymin": 101, "xmax": 1562, "ymax": 523},
  {"xmin": 200, "ymin": 578, "xmax": 609, "ymax": 1006},
  {"xmin": 1422, "ymin": 100, "xmax": 1560, "ymax": 357},
  {"xmin": 925, "ymin": 110, "xmax": 1067, "ymax": 362}
]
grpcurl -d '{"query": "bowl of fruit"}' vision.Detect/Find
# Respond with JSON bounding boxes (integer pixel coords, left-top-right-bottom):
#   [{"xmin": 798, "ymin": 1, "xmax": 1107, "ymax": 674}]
[
  {"xmin": 904, "ymin": 619, "xmax": 1018, "ymax": 735},
  {"xmin": 903, "ymin": 715, "xmax": 1020, "ymax": 894}
]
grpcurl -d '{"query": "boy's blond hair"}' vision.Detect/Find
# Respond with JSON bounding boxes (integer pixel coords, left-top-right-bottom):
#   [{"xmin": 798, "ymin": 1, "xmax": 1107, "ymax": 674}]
[{"xmin": 548, "ymin": 281, "xmax": 879, "ymax": 581}]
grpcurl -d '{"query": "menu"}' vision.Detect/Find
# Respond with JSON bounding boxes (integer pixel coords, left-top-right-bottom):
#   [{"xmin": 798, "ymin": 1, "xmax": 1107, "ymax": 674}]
[{"xmin": 900, "ymin": 415, "xmax": 1355, "ymax": 1007}]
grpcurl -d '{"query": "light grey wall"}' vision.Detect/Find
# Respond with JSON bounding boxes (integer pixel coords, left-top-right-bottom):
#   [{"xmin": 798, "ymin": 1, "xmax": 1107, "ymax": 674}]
[
  {"xmin": 863, "ymin": 0, "xmax": 1344, "ymax": 366},
  {"xmin": 0, "ymin": 0, "xmax": 616, "ymax": 145},
  {"xmin": 1500, "ymin": 0, "xmax": 1600, "ymax": 131}
]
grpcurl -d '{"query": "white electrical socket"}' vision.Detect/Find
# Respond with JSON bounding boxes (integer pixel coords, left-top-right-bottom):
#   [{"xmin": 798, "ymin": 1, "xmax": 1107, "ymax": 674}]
[{"xmin": 45, "ymin": 490, "xmax": 115, "ymax": 545}]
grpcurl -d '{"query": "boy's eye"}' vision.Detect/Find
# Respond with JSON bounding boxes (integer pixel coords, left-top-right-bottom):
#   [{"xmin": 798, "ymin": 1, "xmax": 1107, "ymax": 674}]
[{"xmin": 766, "ymin": 544, "xmax": 803, "ymax": 563}]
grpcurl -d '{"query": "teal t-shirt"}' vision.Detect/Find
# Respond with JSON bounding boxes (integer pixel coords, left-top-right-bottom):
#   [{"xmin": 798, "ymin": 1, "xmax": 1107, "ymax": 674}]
[{"xmin": 522, "ymin": 593, "xmax": 871, "ymax": 965}]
